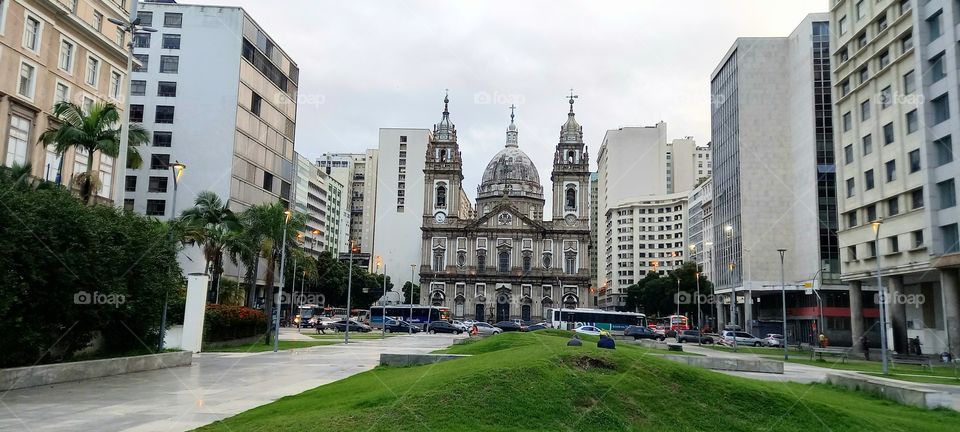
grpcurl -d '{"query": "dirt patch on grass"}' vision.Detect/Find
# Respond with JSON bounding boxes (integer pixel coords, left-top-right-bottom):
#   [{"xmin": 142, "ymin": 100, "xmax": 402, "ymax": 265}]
[{"xmin": 563, "ymin": 354, "xmax": 618, "ymax": 371}]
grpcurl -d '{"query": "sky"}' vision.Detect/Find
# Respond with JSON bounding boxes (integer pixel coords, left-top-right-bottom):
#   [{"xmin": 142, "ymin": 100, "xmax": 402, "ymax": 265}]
[{"xmin": 199, "ymin": 0, "xmax": 829, "ymax": 202}]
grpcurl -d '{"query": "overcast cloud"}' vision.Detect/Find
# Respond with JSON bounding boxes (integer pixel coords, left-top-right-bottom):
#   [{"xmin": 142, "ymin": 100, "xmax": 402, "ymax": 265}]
[{"xmin": 198, "ymin": 0, "xmax": 828, "ymax": 202}]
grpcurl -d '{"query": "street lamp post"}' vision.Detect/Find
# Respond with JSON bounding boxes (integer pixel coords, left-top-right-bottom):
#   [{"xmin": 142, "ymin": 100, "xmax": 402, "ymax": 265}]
[
  {"xmin": 344, "ymin": 241, "xmax": 356, "ymax": 344},
  {"xmin": 297, "ymin": 268, "xmax": 305, "ymax": 334},
  {"xmin": 778, "ymin": 248, "xmax": 788, "ymax": 361},
  {"xmin": 274, "ymin": 210, "xmax": 292, "ymax": 352},
  {"xmin": 873, "ymin": 219, "xmax": 889, "ymax": 374},
  {"xmin": 107, "ymin": 7, "xmax": 156, "ymax": 207},
  {"xmin": 705, "ymin": 241, "xmax": 714, "ymax": 330},
  {"xmin": 409, "ymin": 264, "xmax": 416, "ymax": 335},
  {"xmin": 157, "ymin": 161, "xmax": 185, "ymax": 351}
]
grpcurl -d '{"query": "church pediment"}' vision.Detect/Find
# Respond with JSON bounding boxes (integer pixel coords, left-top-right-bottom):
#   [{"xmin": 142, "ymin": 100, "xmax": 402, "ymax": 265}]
[{"xmin": 465, "ymin": 202, "xmax": 547, "ymax": 232}]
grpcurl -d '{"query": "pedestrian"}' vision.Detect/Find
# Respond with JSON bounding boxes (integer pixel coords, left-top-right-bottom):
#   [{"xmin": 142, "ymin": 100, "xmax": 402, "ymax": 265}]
[
  {"xmin": 567, "ymin": 334, "xmax": 583, "ymax": 347},
  {"xmin": 818, "ymin": 333, "xmax": 828, "ymax": 348},
  {"xmin": 911, "ymin": 336, "xmax": 922, "ymax": 356},
  {"xmin": 859, "ymin": 335, "xmax": 870, "ymax": 361},
  {"xmin": 597, "ymin": 334, "xmax": 616, "ymax": 350}
]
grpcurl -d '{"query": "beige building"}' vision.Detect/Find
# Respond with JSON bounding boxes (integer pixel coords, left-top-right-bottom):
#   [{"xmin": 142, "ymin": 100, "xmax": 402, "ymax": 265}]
[{"xmin": 1, "ymin": 0, "xmax": 131, "ymax": 201}]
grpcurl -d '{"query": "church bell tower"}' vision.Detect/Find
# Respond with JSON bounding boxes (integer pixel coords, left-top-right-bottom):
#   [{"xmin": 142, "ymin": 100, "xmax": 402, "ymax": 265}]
[{"xmin": 552, "ymin": 91, "xmax": 590, "ymax": 226}]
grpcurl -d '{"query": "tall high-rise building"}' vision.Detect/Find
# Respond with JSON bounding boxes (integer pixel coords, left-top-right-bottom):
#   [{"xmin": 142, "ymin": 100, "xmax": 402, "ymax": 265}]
[
  {"xmin": 318, "ymin": 150, "xmax": 378, "ymax": 266},
  {"xmin": 1, "ymin": 0, "xmax": 132, "ymax": 202},
  {"xmin": 589, "ymin": 172, "xmax": 600, "ymax": 306},
  {"xmin": 710, "ymin": 13, "xmax": 851, "ymax": 342},
  {"xmin": 294, "ymin": 153, "xmax": 328, "ymax": 256},
  {"xmin": 831, "ymin": 0, "xmax": 959, "ymax": 356},
  {"xmin": 372, "ymin": 128, "xmax": 430, "ymax": 286},
  {"xmin": 123, "ymin": 2, "xmax": 298, "ymax": 281},
  {"xmin": 324, "ymin": 175, "xmax": 345, "ymax": 255},
  {"xmin": 688, "ymin": 177, "xmax": 714, "ymax": 282}
]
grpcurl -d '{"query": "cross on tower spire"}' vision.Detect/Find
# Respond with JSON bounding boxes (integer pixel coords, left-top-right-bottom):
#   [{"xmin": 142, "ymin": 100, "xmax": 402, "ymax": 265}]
[
  {"xmin": 509, "ymin": 104, "xmax": 516, "ymax": 122},
  {"xmin": 567, "ymin": 89, "xmax": 578, "ymax": 113}
]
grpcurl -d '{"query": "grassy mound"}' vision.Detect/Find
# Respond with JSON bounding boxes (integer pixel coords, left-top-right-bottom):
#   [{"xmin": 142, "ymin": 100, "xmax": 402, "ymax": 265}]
[{"xmin": 197, "ymin": 332, "xmax": 960, "ymax": 431}]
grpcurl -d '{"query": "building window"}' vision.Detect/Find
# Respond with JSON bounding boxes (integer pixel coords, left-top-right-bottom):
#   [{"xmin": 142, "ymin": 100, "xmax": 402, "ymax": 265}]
[
  {"xmin": 93, "ymin": 11, "xmax": 103, "ymax": 31},
  {"xmin": 86, "ymin": 56, "xmax": 100, "ymax": 87},
  {"xmin": 157, "ymin": 81, "xmax": 177, "ymax": 97},
  {"xmin": 162, "ymin": 34, "xmax": 181, "ymax": 49},
  {"xmin": 131, "ymin": 80, "xmax": 146, "ymax": 96},
  {"xmin": 841, "ymin": 80, "xmax": 851, "ymax": 96},
  {"xmin": 901, "ymin": 33, "xmax": 913, "ymax": 52},
  {"xmin": 542, "ymin": 253, "xmax": 552, "ymax": 269},
  {"xmin": 866, "ymin": 204, "xmax": 877, "ymax": 222},
  {"xmin": 4, "ymin": 115, "xmax": 31, "ymax": 167},
  {"xmin": 839, "ymin": 16, "xmax": 848, "ymax": 35},
  {"xmin": 848, "ymin": 245, "xmax": 858, "ymax": 261},
  {"xmin": 153, "ymin": 131, "xmax": 172, "ymax": 147},
  {"xmin": 125, "ymin": 176, "xmax": 137, "ymax": 192},
  {"xmin": 155, "ymin": 106, "xmax": 175, "ymax": 123},
  {"xmin": 938, "ymin": 179, "xmax": 956, "ymax": 208},
  {"xmin": 856, "ymin": 0, "xmax": 865, "ymax": 19},
  {"xmin": 882, "ymin": 123, "xmax": 894, "ymax": 145},
  {"xmin": 164, "ymin": 13, "xmax": 183, "ymax": 28},
  {"xmin": 862, "ymin": 134, "xmax": 873, "ymax": 155},
  {"xmin": 522, "ymin": 255, "xmax": 532, "ymax": 273},
  {"xmin": 477, "ymin": 253, "xmax": 486, "ymax": 272},
  {"xmin": 435, "ymin": 183, "xmax": 447, "ymax": 208},
  {"xmin": 911, "ymin": 188, "xmax": 924, "ymax": 209},
  {"xmin": 868, "ymin": 241, "xmax": 877, "ymax": 258},
  {"xmin": 109, "ymin": 71, "xmax": 122, "ymax": 99},
  {"xmin": 912, "ymin": 230, "xmax": 924, "ymax": 248},
  {"xmin": 881, "ymin": 86, "xmax": 892, "ymax": 109},
  {"xmin": 927, "ymin": 10, "xmax": 943, "ymax": 42},
  {"xmin": 134, "ymin": 54, "xmax": 149, "ymax": 72},
  {"xmin": 935, "ymin": 136, "xmax": 953, "ymax": 165},
  {"xmin": 133, "ymin": 33, "xmax": 150, "ymax": 48},
  {"xmin": 888, "ymin": 197, "xmax": 899, "ymax": 216},
  {"xmin": 23, "ymin": 15, "xmax": 41, "ymax": 51},
  {"xmin": 885, "ymin": 159, "xmax": 896, "ymax": 182},
  {"xmin": 59, "ymin": 39, "xmax": 74, "ymax": 72},
  {"xmin": 262, "ymin": 171, "xmax": 273, "ymax": 191},
  {"xmin": 930, "ymin": 52, "xmax": 946, "ymax": 82},
  {"xmin": 932, "ymin": 94, "xmax": 950, "ymax": 124},
  {"xmin": 146, "ymin": 199, "xmax": 166, "ymax": 216},
  {"xmin": 55, "ymin": 82, "xmax": 70, "ymax": 103},
  {"xmin": 147, "ymin": 176, "xmax": 168, "ymax": 193},
  {"xmin": 860, "ymin": 100, "xmax": 871, "ymax": 121},
  {"xmin": 858, "ymin": 68, "xmax": 869, "ymax": 85},
  {"xmin": 150, "ymin": 154, "xmax": 170, "ymax": 170},
  {"xmin": 843, "ymin": 112, "xmax": 852, "ymax": 132},
  {"xmin": 903, "ymin": 70, "xmax": 916, "ymax": 94},
  {"xmin": 129, "ymin": 104, "xmax": 144, "ymax": 122},
  {"xmin": 846, "ymin": 178, "xmax": 856, "ymax": 197},
  {"xmin": 878, "ymin": 49, "xmax": 890, "ymax": 69},
  {"xmin": 564, "ymin": 253, "xmax": 577, "ymax": 275},
  {"xmin": 160, "ymin": 56, "xmax": 179, "ymax": 74},
  {"xmin": 844, "ymin": 144, "xmax": 854, "ymax": 164},
  {"xmin": 943, "ymin": 224, "xmax": 960, "ymax": 253},
  {"xmin": 906, "ymin": 110, "xmax": 918, "ymax": 134},
  {"xmin": 18, "ymin": 62, "xmax": 36, "ymax": 99},
  {"xmin": 137, "ymin": 11, "xmax": 153, "ymax": 27},
  {"xmin": 565, "ymin": 186, "xmax": 576, "ymax": 211},
  {"xmin": 865, "ymin": 169, "xmax": 875, "ymax": 190},
  {"xmin": 889, "ymin": 236, "xmax": 899, "ymax": 253},
  {"xmin": 909, "ymin": 149, "xmax": 921, "ymax": 172},
  {"xmin": 498, "ymin": 251, "xmax": 510, "ymax": 273},
  {"xmin": 847, "ymin": 211, "xmax": 858, "ymax": 228},
  {"xmin": 251, "ymin": 92, "xmax": 262, "ymax": 116}
]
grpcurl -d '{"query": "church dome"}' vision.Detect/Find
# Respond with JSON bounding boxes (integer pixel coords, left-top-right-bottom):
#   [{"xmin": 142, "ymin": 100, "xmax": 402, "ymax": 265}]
[{"xmin": 477, "ymin": 108, "xmax": 543, "ymax": 200}]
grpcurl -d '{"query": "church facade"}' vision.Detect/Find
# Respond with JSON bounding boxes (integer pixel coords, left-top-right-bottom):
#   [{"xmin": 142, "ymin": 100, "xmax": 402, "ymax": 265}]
[{"xmin": 418, "ymin": 94, "xmax": 592, "ymax": 323}]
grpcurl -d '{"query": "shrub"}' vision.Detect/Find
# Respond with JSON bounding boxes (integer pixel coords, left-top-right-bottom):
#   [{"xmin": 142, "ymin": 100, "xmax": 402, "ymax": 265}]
[{"xmin": 204, "ymin": 304, "xmax": 267, "ymax": 343}]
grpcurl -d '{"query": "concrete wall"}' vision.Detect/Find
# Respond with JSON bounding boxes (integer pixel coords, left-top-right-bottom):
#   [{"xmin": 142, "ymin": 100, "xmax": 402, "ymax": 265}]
[{"xmin": 0, "ymin": 351, "xmax": 192, "ymax": 391}]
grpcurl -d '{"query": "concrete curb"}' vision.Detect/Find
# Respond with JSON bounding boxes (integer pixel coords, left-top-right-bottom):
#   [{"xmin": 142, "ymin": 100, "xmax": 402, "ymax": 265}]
[
  {"xmin": 662, "ymin": 354, "xmax": 784, "ymax": 374},
  {"xmin": 826, "ymin": 373, "xmax": 954, "ymax": 410},
  {"xmin": 1, "ymin": 351, "xmax": 193, "ymax": 391},
  {"xmin": 379, "ymin": 353, "xmax": 470, "ymax": 366}
]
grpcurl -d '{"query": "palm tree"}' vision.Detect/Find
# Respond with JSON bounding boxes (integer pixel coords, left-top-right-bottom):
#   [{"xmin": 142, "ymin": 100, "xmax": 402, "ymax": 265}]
[
  {"xmin": 38, "ymin": 101, "xmax": 150, "ymax": 204},
  {"xmin": 241, "ymin": 202, "xmax": 305, "ymax": 344},
  {"xmin": 180, "ymin": 191, "xmax": 241, "ymax": 302}
]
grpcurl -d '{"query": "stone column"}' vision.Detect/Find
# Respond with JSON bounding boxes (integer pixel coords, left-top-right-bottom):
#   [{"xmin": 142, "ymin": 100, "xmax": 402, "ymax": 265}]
[
  {"xmin": 717, "ymin": 297, "xmax": 726, "ymax": 330},
  {"xmin": 849, "ymin": 281, "xmax": 864, "ymax": 352},
  {"xmin": 941, "ymin": 269, "xmax": 960, "ymax": 358},
  {"xmin": 744, "ymin": 291, "xmax": 753, "ymax": 334},
  {"xmin": 888, "ymin": 275, "xmax": 908, "ymax": 354}
]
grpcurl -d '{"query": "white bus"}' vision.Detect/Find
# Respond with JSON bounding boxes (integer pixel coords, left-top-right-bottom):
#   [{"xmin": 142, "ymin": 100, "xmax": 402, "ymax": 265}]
[{"xmin": 547, "ymin": 308, "xmax": 646, "ymax": 332}]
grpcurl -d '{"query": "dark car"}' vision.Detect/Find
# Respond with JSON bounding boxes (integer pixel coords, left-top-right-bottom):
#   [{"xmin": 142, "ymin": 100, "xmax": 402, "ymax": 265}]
[
  {"xmin": 493, "ymin": 321, "xmax": 523, "ymax": 332},
  {"xmin": 676, "ymin": 330, "xmax": 714, "ymax": 344},
  {"xmin": 332, "ymin": 319, "xmax": 371, "ymax": 333},
  {"xmin": 624, "ymin": 325, "xmax": 665, "ymax": 341},
  {"xmin": 383, "ymin": 319, "xmax": 421, "ymax": 334},
  {"xmin": 427, "ymin": 321, "xmax": 463, "ymax": 334},
  {"xmin": 526, "ymin": 323, "xmax": 548, "ymax": 331}
]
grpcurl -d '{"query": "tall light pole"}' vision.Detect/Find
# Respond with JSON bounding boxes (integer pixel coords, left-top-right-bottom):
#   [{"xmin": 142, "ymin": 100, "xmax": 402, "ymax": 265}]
[
  {"xmin": 409, "ymin": 264, "xmax": 416, "ymax": 334},
  {"xmin": 289, "ymin": 233, "xmax": 302, "ymax": 327},
  {"xmin": 705, "ymin": 241, "xmax": 714, "ymax": 331},
  {"xmin": 297, "ymin": 268, "xmax": 305, "ymax": 334},
  {"xmin": 724, "ymin": 224, "xmax": 737, "ymax": 352},
  {"xmin": 274, "ymin": 210, "xmax": 291, "ymax": 352},
  {"xmin": 344, "ymin": 241, "xmax": 356, "ymax": 344},
  {"xmin": 107, "ymin": 8, "xmax": 156, "ymax": 207},
  {"xmin": 778, "ymin": 248, "xmax": 788, "ymax": 361},
  {"xmin": 873, "ymin": 219, "xmax": 889, "ymax": 374},
  {"xmin": 158, "ymin": 161, "xmax": 185, "ymax": 351}
]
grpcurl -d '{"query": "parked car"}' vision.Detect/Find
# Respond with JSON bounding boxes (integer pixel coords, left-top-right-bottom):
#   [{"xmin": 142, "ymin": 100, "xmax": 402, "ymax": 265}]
[
  {"xmin": 574, "ymin": 325, "xmax": 602, "ymax": 336},
  {"xmin": 473, "ymin": 322, "xmax": 502, "ymax": 335},
  {"xmin": 383, "ymin": 319, "xmax": 420, "ymax": 333},
  {"xmin": 721, "ymin": 331, "xmax": 764, "ymax": 347},
  {"xmin": 526, "ymin": 323, "xmax": 548, "ymax": 331},
  {"xmin": 427, "ymin": 321, "xmax": 463, "ymax": 334},
  {"xmin": 624, "ymin": 325, "xmax": 665, "ymax": 341},
  {"xmin": 451, "ymin": 320, "xmax": 470, "ymax": 332},
  {"xmin": 461, "ymin": 320, "xmax": 477, "ymax": 331},
  {"xmin": 494, "ymin": 321, "xmax": 523, "ymax": 332},
  {"xmin": 332, "ymin": 319, "xmax": 371, "ymax": 333},
  {"xmin": 676, "ymin": 330, "xmax": 714, "ymax": 344},
  {"xmin": 763, "ymin": 334, "xmax": 784, "ymax": 347}
]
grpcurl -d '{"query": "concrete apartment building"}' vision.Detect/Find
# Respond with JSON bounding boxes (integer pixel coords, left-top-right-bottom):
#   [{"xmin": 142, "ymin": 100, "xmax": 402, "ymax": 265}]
[
  {"xmin": 688, "ymin": 177, "xmax": 714, "ymax": 283},
  {"xmin": 1, "ymin": 0, "xmax": 130, "ymax": 201},
  {"xmin": 124, "ymin": 1, "xmax": 299, "ymax": 280},
  {"xmin": 831, "ymin": 0, "xmax": 959, "ymax": 356},
  {"xmin": 371, "ymin": 128, "xmax": 429, "ymax": 287},
  {"xmin": 710, "ymin": 13, "xmax": 854, "ymax": 343},
  {"xmin": 294, "ymin": 153, "xmax": 328, "ymax": 256},
  {"xmin": 318, "ymin": 150, "xmax": 378, "ymax": 267},
  {"xmin": 589, "ymin": 172, "xmax": 599, "ymax": 305},
  {"xmin": 324, "ymin": 173, "xmax": 344, "ymax": 255},
  {"xmin": 595, "ymin": 123, "xmax": 710, "ymax": 310}
]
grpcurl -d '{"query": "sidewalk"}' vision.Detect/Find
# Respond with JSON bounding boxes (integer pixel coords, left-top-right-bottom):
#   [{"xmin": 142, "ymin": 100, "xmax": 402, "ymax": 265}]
[{"xmin": 0, "ymin": 334, "xmax": 463, "ymax": 431}]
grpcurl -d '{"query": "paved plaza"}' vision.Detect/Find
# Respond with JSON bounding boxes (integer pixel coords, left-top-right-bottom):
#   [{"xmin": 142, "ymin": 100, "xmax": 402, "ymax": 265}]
[{"xmin": 0, "ymin": 331, "xmax": 461, "ymax": 432}]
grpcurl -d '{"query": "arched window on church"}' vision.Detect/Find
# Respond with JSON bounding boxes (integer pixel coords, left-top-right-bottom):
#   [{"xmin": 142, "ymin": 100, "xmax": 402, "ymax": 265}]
[
  {"xmin": 498, "ymin": 250, "xmax": 510, "ymax": 273},
  {"xmin": 567, "ymin": 150, "xmax": 576, "ymax": 163},
  {"xmin": 565, "ymin": 186, "xmax": 576, "ymax": 211},
  {"xmin": 439, "ymin": 148, "xmax": 447, "ymax": 162},
  {"xmin": 436, "ymin": 183, "xmax": 447, "ymax": 208}
]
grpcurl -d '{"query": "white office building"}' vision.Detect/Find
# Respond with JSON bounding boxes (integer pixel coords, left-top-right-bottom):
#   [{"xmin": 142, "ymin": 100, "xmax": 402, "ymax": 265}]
[
  {"xmin": 688, "ymin": 177, "xmax": 714, "ymax": 282},
  {"xmin": 318, "ymin": 150, "xmax": 379, "ymax": 266}
]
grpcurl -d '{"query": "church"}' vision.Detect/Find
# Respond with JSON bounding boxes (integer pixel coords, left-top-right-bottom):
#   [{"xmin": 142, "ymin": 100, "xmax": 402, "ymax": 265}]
[{"xmin": 418, "ymin": 93, "xmax": 592, "ymax": 323}]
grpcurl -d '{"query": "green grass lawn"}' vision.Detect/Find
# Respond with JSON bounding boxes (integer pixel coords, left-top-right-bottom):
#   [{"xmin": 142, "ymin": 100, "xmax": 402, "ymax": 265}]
[
  {"xmin": 196, "ymin": 330, "xmax": 960, "ymax": 431},
  {"xmin": 767, "ymin": 356, "xmax": 960, "ymax": 379},
  {"xmin": 205, "ymin": 340, "xmax": 336, "ymax": 353},
  {"xmin": 861, "ymin": 372, "xmax": 960, "ymax": 385}
]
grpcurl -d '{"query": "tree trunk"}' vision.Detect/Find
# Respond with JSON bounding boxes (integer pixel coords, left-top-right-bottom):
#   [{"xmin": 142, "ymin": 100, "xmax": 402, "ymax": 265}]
[
  {"xmin": 82, "ymin": 149, "xmax": 95, "ymax": 205},
  {"xmin": 246, "ymin": 255, "xmax": 259, "ymax": 308},
  {"xmin": 210, "ymin": 249, "xmax": 223, "ymax": 304},
  {"xmin": 262, "ymin": 255, "xmax": 276, "ymax": 345}
]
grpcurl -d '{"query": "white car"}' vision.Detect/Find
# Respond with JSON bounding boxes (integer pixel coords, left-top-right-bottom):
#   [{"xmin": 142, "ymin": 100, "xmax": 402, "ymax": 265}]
[
  {"xmin": 574, "ymin": 325, "xmax": 602, "ymax": 336},
  {"xmin": 451, "ymin": 320, "xmax": 470, "ymax": 332},
  {"xmin": 473, "ymin": 322, "xmax": 502, "ymax": 335},
  {"xmin": 764, "ymin": 334, "xmax": 784, "ymax": 347},
  {"xmin": 721, "ymin": 331, "xmax": 765, "ymax": 347}
]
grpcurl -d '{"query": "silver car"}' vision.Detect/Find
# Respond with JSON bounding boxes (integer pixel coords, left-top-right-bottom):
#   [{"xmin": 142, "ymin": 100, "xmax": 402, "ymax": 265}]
[
  {"xmin": 473, "ymin": 322, "xmax": 502, "ymax": 335},
  {"xmin": 721, "ymin": 331, "xmax": 764, "ymax": 347},
  {"xmin": 764, "ymin": 333, "xmax": 784, "ymax": 347}
]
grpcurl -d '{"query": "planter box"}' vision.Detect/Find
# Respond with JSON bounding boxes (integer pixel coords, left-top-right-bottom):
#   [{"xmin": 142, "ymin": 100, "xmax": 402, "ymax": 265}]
[
  {"xmin": 661, "ymin": 354, "xmax": 784, "ymax": 374},
  {"xmin": 1, "ymin": 351, "xmax": 192, "ymax": 391}
]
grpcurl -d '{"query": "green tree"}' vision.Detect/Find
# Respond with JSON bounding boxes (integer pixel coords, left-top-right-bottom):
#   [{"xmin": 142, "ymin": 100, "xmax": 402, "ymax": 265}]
[
  {"xmin": 38, "ymin": 101, "xmax": 149, "ymax": 204},
  {"xmin": 180, "ymin": 191, "xmax": 241, "ymax": 302},
  {"xmin": 401, "ymin": 281, "xmax": 421, "ymax": 304}
]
